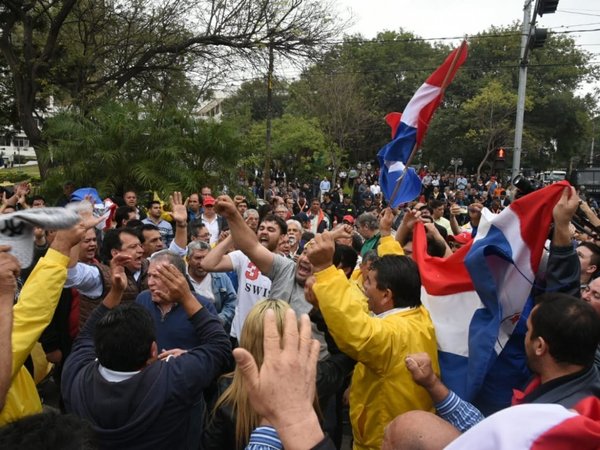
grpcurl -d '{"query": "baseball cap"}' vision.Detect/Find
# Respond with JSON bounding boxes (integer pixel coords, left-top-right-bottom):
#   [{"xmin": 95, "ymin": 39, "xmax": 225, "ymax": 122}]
[
  {"xmin": 448, "ymin": 231, "xmax": 472, "ymax": 245},
  {"xmin": 203, "ymin": 196, "xmax": 216, "ymax": 206},
  {"xmin": 342, "ymin": 215, "xmax": 355, "ymax": 225}
]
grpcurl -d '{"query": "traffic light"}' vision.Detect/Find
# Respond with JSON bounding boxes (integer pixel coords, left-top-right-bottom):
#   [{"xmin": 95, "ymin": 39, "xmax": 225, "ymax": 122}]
[
  {"xmin": 536, "ymin": 0, "xmax": 559, "ymax": 16},
  {"xmin": 528, "ymin": 27, "xmax": 548, "ymax": 50},
  {"xmin": 496, "ymin": 148, "xmax": 506, "ymax": 160}
]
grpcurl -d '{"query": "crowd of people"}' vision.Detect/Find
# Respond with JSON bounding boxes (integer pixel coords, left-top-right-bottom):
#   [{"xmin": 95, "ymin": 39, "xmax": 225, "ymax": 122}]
[{"xmin": 0, "ymin": 166, "xmax": 599, "ymax": 449}]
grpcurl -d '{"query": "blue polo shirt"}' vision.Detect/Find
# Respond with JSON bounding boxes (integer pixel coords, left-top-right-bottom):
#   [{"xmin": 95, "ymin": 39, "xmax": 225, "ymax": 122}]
[{"xmin": 136, "ymin": 290, "xmax": 217, "ymax": 351}]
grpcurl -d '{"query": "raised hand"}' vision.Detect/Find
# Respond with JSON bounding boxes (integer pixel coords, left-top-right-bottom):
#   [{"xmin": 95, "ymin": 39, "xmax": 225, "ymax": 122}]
[
  {"xmin": 305, "ymin": 231, "xmax": 335, "ymax": 273},
  {"xmin": 155, "ymin": 263, "xmax": 193, "ymax": 303},
  {"xmin": 214, "ymin": 195, "xmax": 239, "ymax": 220},
  {"xmin": 170, "ymin": 192, "xmax": 187, "ymax": 226},
  {"xmin": 379, "ymin": 207, "xmax": 395, "ymax": 236},
  {"xmin": 232, "ymin": 308, "xmax": 321, "ymax": 444}
]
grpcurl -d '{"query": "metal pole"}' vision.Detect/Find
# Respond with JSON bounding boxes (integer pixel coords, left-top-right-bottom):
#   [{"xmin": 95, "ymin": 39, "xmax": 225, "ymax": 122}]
[
  {"xmin": 512, "ymin": 0, "xmax": 534, "ymax": 183},
  {"xmin": 590, "ymin": 121, "xmax": 596, "ymax": 167},
  {"xmin": 263, "ymin": 43, "xmax": 274, "ymax": 199}
]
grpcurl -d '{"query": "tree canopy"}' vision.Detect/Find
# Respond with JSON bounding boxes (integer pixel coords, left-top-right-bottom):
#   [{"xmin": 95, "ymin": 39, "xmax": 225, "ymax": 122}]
[
  {"xmin": 43, "ymin": 100, "xmax": 245, "ymax": 197},
  {"xmin": 0, "ymin": 0, "xmax": 346, "ymax": 178}
]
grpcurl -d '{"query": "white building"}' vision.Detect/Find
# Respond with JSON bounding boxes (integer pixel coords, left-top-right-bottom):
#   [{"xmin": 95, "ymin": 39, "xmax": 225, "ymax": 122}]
[
  {"xmin": 0, "ymin": 130, "xmax": 36, "ymax": 164},
  {"xmin": 196, "ymin": 91, "xmax": 227, "ymax": 122}
]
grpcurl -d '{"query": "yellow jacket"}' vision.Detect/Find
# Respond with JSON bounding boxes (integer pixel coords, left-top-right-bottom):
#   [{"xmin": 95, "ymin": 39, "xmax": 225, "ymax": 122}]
[
  {"xmin": 0, "ymin": 249, "xmax": 69, "ymax": 425},
  {"xmin": 314, "ymin": 264, "xmax": 438, "ymax": 450}
]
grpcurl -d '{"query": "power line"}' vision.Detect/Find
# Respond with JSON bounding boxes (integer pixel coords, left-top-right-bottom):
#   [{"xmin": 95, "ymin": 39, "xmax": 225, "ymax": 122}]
[
  {"xmin": 312, "ymin": 26, "xmax": 599, "ymax": 47},
  {"xmin": 554, "ymin": 21, "xmax": 600, "ymax": 28},
  {"xmin": 209, "ymin": 61, "xmax": 600, "ymax": 87},
  {"xmin": 559, "ymin": 9, "xmax": 600, "ymax": 18}
]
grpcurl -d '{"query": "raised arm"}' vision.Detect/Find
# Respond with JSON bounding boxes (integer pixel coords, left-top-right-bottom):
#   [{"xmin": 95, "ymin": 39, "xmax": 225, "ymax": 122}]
[
  {"xmin": 379, "ymin": 208, "xmax": 404, "ymax": 256},
  {"xmin": 552, "ymin": 186, "xmax": 579, "ymax": 247},
  {"xmin": 201, "ymin": 235, "xmax": 234, "ymax": 272},
  {"xmin": 0, "ymin": 248, "xmax": 19, "ymax": 411},
  {"xmin": 169, "ymin": 192, "xmax": 188, "ymax": 253},
  {"xmin": 306, "ymin": 232, "xmax": 397, "ymax": 369},
  {"xmin": 449, "ymin": 204, "xmax": 462, "ymax": 236},
  {"xmin": 215, "ymin": 195, "xmax": 274, "ymax": 274},
  {"xmin": 546, "ymin": 186, "xmax": 580, "ymax": 296},
  {"xmin": 406, "ymin": 353, "xmax": 483, "ymax": 432},
  {"xmin": 11, "ymin": 222, "xmax": 88, "ymax": 374}
]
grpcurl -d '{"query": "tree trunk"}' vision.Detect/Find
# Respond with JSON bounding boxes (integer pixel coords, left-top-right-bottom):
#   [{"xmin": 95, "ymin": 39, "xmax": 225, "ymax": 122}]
[
  {"xmin": 13, "ymin": 74, "xmax": 49, "ymax": 179},
  {"xmin": 477, "ymin": 147, "xmax": 496, "ymax": 180}
]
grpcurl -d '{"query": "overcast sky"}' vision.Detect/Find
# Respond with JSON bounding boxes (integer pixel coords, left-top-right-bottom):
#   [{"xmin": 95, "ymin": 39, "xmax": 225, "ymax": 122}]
[{"xmin": 335, "ymin": 0, "xmax": 599, "ymax": 95}]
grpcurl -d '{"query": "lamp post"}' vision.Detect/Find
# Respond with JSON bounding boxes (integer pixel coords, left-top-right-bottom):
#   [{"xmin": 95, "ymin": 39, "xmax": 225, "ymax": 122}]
[{"xmin": 450, "ymin": 158, "xmax": 463, "ymax": 180}]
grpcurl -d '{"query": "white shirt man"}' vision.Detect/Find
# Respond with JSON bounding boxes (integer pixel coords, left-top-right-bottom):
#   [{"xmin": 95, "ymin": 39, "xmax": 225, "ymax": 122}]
[
  {"xmin": 201, "ymin": 196, "xmax": 220, "ymax": 245},
  {"xmin": 370, "ymin": 182, "xmax": 381, "ymax": 196},
  {"xmin": 319, "ymin": 177, "xmax": 331, "ymax": 201}
]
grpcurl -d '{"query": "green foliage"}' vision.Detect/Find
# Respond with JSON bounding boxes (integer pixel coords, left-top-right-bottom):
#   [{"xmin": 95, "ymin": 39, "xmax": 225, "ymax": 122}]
[
  {"xmin": 466, "ymin": 80, "xmax": 522, "ymax": 175},
  {"xmin": 288, "ymin": 30, "xmax": 446, "ymax": 161},
  {"xmin": 42, "ymin": 101, "xmax": 245, "ymax": 198},
  {"xmin": 422, "ymin": 26, "xmax": 596, "ymax": 173},
  {"xmin": 244, "ymin": 114, "xmax": 333, "ymax": 179},
  {"xmin": 222, "ymin": 78, "xmax": 289, "ymax": 124},
  {"xmin": 2, "ymin": 0, "xmax": 347, "ymax": 180}
]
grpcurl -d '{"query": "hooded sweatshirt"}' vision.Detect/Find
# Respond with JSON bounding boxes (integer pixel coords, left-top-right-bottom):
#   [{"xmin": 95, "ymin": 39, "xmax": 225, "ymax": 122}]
[{"xmin": 62, "ymin": 303, "xmax": 231, "ymax": 449}]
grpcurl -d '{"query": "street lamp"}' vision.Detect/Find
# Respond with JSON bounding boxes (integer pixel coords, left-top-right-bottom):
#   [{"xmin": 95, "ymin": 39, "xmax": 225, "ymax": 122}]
[{"xmin": 450, "ymin": 158, "xmax": 463, "ymax": 180}]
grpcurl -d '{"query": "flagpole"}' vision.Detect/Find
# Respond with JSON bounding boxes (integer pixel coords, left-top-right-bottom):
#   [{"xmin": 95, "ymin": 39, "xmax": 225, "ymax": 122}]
[{"xmin": 388, "ymin": 40, "xmax": 468, "ymax": 206}]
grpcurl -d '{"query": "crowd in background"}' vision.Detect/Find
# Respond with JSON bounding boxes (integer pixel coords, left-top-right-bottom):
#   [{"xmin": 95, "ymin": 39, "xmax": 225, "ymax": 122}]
[{"xmin": 0, "ymin": 165, "xmax": 599, "ymax": 449}]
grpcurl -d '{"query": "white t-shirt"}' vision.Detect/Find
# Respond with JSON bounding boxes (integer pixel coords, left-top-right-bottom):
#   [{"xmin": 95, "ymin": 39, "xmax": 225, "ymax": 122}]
[
  {"xmin": 202, "ymin": 214, "xmax": 220, "ymax": 245},
  {"xmin": 188, "ymin": 272, "xmax": 215, "ymax": 303},
  {"xmin": 370, "ymin": 184, "xmax": 381, "ymax": 195},
  {"xmin": 229, "ymin": 250, "xmax": 272, "ymax": 339},
  {"xmin": 434, "ymin": 216, "xmax": 453, "ymax": 236}
]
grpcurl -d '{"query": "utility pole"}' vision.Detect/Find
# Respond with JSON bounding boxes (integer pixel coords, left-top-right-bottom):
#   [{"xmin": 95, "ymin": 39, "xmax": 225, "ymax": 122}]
[
  {"xmin": 511, "ymin": 0, "xmax": 533, "ymax": 183},
  {"xmin": 512, "ymin": 0, "xmax": 559, "ymax": 182},
  {"xmin": 263, "ymin": 43, "xmax": 275, "ymax": 199},
  {"xmin": 590, "ymin": 121, "xmax": 596, "ymax": 167}
]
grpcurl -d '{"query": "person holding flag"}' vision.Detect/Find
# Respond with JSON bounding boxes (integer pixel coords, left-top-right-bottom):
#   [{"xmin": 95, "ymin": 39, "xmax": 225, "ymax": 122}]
[{"xmin": 413, "ymin": 181, "xmax": 584, "ymax": 415}]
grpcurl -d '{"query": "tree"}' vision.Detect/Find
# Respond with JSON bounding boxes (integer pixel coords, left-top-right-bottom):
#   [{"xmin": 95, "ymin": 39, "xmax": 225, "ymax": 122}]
[
  {"xmin": 462, "ymin": 80, "xmax": 525, "ymax": 178},
  {"xmin": 244, "ymin": 113, "xmax": 331, "ymax": 181},
  {"xmin": 285, "ymin": 30, "xmax": 449, "ymax": 169},
  {"xmin": 288, "ymin": 70, "xmax": 370, "ymax": 182},
  {"xmin": 42, "ymin": 100, "xmax": 245, "ymax": 197},
  {"xmin": 0, "ymin": 0, "xmax": 346, "ymax": 178},
  {"xmin": 423, "ymin": 25, "xmax": 596, "ymax": 173},
  {"xmin": 222, "ymin": 77, "xmax": 289, "ymax": 126}
]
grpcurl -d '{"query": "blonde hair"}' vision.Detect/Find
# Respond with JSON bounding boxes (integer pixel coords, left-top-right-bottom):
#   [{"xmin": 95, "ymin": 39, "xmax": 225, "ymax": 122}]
[{"xmin": 213, "ymin": 299, "xmax": 291, "ymax": 449}]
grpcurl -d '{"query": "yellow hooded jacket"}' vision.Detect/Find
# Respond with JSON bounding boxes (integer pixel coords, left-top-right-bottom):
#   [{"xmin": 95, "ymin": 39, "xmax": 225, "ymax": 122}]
[
  {"xmin": 0, "ymin": 249, "xmax": 69, "ymax": 425},
  {"xmin": 313, "ymin": 237, "xmax": 438, "ymax": 450}
]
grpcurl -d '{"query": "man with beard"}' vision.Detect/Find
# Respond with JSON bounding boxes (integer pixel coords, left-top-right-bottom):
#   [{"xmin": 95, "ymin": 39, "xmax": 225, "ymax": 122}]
[
  {"xmin": 201, "ymin": 212, "xmax": 285, "ymax": 344},
  {"xmin": 213, "ymin": 195, "xmax": 328, "ymax": 360}
]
